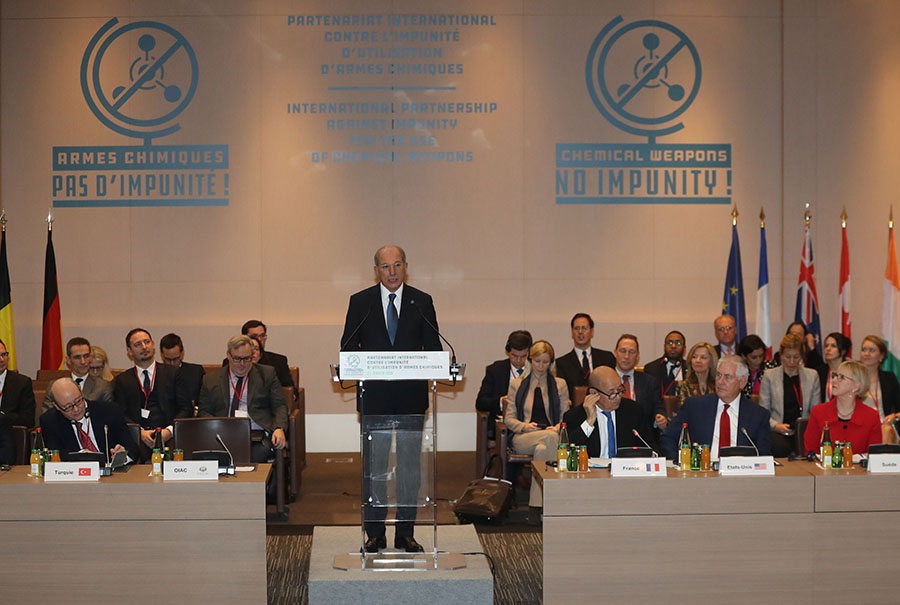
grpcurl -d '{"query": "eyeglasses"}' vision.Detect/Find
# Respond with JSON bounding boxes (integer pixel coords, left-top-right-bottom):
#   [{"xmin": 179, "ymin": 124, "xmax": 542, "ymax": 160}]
[
  {"xmin": 88, "ymin": 365, "xmax": 104, "ymax": 372},
  {"xmin": 231, "ymin": 355, "xmax": 253, "ymax": 363},
  {"xmin": 572, "ymin": 326, "xmax": 591, "ymax": 332},
  {"xmin": 57, "ymin": 396, "xmax": 85, "ymax": 413},
  {"xmin": 831, "ymin": 372, "xmax": 853, "ymax": 382},
  {"xmin": 0, "ymin": 352, "xmax": 9, "ymax": 359},
  {"xmin": 590, "ymin": 386, "xmax": 625, "ymax": 399},
  {"xmin": 716, "ymin": 326, "xmax": 735, "ymax": 333},
  {"xmin": 716, "ymin": 372, "xmax": 738, "ymax": 381},
  {"xmin": 666, "ymin": 340, "xmax": 684, "ymax": 346}
]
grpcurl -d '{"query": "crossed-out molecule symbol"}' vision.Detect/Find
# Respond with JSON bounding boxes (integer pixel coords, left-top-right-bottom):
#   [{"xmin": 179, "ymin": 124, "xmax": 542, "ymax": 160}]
[
  {"xmin": 623, "ymin": 33, "xmax": 685, "ymax": 102},
  {"xmin": 112, "ymin": 33, "xmax": 182, "ymax": 103}
]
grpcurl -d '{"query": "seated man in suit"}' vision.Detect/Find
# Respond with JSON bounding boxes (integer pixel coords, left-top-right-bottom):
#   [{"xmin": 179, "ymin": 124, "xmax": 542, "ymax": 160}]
[
  {"xmin": 555, "ymin": 312, "xmax": 615, "ymax": 394},
  {"xmin": 241, "ymin": 320, "xmax": 297, "ymax": 398},
  {"xmin": 0, "ymin": 413, "xmax": 14, "ymax": 464},
  {"xmin": 41, "ymin": 377, "xmax": 139, "ymax": 462},
  {"xmin": 160, "ymin": 333, "xmax": 206, "ymax": 409},
  {"xmin": 475, "ymin": 329, "xmax": 533, "ymax": 439},
  {"xmin": 562, "ymin": 366, "xmax": 653, "ymax": 457},
  {"xmin": 0, "ymin": 338, "xmax": 35, "ymax": 428},
  {"xmin": 643, "ymin": 330, "xmax": 686, "ymax": 399},
  {"xmin": 113, "ymin": 328, "xmax": 193, "ymax": 459},
  {"xmin": 614, "ymin": 334, "xmax": 667, "ymax": 438},
  {"xmin": 42, "ymin": 336, "xmax": 113, "ymax": 412},
  {"xmin": 198, "ymin": 334, "xmax": 287, "ymax": 463},
  {"xmin": 662, "ymin": 355, "xmax": 771, "ymax": 459},
  {"xmin": 713, "ymin": 315, "xmax": 738, "ymax": 357}
]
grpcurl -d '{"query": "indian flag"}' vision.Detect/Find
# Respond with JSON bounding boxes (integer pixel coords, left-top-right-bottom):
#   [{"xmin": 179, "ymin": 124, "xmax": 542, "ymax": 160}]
[{"xmin": 882, "ymin": 213, "xmax": 900, "ymax": 378}]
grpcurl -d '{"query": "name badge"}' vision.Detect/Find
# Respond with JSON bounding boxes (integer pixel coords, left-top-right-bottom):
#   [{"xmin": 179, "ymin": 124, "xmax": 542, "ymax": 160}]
[
  {"xmin": 163, "ymin": 460, "xmax": 219, "ymax": 481},
  {"xmin": 718, "ymin": 455, "xmax": 775, "ymax": 476},
  {"xmin": 44, "ymin": 461, "xmax": 100, "ymax": 482},
  {"xmin": 234, "ymin": 409, "xmax": 249, "ymax": 418},
  {"xmin": 140, "ymin": 408, "xmax": 150, "ymax": 419},
  {"xmin": 610, "ymin": 457, "xmax": 666, "ymax": 477},
  {"xmin": 867, "ymin": 453, "xmax": 900, "ymax": 473}
]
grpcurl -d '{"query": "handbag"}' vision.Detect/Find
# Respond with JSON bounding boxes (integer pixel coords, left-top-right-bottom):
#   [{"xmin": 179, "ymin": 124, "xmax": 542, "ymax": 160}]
[{"xmin": 453, "ymin": 476, "xmax": 513, "ymax": 523}]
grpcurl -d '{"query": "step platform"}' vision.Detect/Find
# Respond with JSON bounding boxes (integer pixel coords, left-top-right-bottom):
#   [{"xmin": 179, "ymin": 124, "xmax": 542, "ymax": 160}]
[{"xmin": 308, "ymin": 525, "xmax": 493, "ymax": 604}]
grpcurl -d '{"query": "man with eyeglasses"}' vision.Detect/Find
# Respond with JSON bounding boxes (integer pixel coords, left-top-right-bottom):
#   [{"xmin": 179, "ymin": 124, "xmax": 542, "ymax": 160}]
[
  {"xmin": 41, "ymin": 337, "xmax": 113, "ymax": 412},
  {"xmin": 198, "ymin": 334, "xmax": 288, "ymax": 462},
  {"xmin": 555, "ymin": 313, "xmax": 616, "ymax": 394},
  {"xmin": 0, "ymin": 338, "xmax": 35, "ymax": 428},
  {"xmin": 643, "ymin": 330, "xmax": 687, "ymax": 398},
  {"xmin": 113, "ymin": 328, "xmax": 193, "ymax": 460},
  {"xmin": 40, "ymin": 377, "xmax": 138, "ymax": 461},
  {"xmin": 662, "ymin": 355, "xmax": 771, "ymax": 459},
  {"xmin": 240, "ymin": 320, "xmax": 296, "ymax": 398},
  {"xmin": 562, "ymin": 366, "xmax": 653, "ymax": 457},
  {"xmin": 713, "ymin": 315, "xmax": 738, "ymax": 357}
]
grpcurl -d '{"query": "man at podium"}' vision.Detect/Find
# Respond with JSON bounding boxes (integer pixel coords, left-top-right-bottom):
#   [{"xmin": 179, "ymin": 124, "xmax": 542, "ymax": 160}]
[{"xmin": 341, "ymin": 245, "xmax": 442, "ymax": 554}]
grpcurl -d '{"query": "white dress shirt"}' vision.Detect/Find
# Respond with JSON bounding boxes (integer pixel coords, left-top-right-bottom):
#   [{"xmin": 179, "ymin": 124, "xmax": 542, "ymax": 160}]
[
  {"xmin": 380, "ymin": 282, "xmax": 404, "ymax": 322},
  {"xmin": 710, "ymin": 397, "xmax": 740, "ymax": 460},
  {"xmin": 580, "ymin": 405, "xmax": 617, "ymax": 458}
]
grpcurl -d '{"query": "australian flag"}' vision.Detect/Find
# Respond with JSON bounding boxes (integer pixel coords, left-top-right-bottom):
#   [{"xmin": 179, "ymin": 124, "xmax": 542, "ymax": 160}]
[
  {"xmin": 794, "ymin": 226, "xmax": 823, "ymax": 357},
  {"xmin": 723, "ymin": 223, "xmax": 747, "ymax": 342}
]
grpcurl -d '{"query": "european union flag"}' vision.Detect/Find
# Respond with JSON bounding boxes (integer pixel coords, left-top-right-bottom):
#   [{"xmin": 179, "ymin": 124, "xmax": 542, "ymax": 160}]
[{"xmin": 723, "ymin": 224, "xmax": 747, "ymax": 341}]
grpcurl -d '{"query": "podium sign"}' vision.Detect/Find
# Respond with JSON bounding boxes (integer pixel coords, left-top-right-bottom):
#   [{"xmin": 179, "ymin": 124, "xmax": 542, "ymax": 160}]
[{"xmin": 338, "ymin": 351, "xmax": 451, "ymax": 381}]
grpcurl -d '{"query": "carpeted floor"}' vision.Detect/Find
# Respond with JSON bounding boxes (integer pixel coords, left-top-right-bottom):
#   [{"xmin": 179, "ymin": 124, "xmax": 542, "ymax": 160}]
[{"xmin": 266, "ymin": 529, "xmax": 543, "ymax": 604}]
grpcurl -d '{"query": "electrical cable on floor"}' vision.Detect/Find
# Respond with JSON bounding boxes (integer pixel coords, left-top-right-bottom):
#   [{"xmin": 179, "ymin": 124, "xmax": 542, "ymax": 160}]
[{"xmin": 460, "ymin": 551, "xmax": 496, "ymax": 575}]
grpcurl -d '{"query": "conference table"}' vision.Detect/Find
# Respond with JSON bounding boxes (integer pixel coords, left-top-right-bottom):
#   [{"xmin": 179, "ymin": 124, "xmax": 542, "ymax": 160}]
[
  {"xmin": 0, "ymin": 464, "xmax": 269, "ymax": 603},
  {"xmin": 535, "ymin": 459, "xmax": 900, "ymax": 604}
]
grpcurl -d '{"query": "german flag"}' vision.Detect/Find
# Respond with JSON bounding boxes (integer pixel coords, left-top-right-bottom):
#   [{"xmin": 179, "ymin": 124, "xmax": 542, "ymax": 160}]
[
  {"xmin": 40, "ymin": 226, "xmax": 63, "ymax": 370},
  {"xmin": 0, "ymin": 222, "xmax": 17, "ymax": 370}
]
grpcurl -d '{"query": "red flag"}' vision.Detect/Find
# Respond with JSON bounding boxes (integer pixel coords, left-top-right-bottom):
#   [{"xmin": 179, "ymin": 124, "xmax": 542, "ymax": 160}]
[
  {"xmin": 40, "ymin": 227, "xmax": 63, "ymax": 370},
  {"xmin": 839, "ymin": 219, "xmax": 851, "ymax": 349}
]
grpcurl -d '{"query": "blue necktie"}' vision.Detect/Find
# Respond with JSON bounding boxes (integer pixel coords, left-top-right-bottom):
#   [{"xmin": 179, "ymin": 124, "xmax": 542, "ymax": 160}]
[
  {"xmin": 387, "ymin": 293, "xmax": 398, "ymax": 345},
  {"xmin": 603, "ymin": 411, "xmax": 616, "ymax": 458}
]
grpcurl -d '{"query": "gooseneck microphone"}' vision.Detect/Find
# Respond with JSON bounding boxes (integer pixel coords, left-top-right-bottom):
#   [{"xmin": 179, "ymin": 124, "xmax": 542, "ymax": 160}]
[
  {"xmin": 215, "ymin": 433, "xmax": 236, "ymax": 475},
  {"xmin": 104, "ymin": 424, "xmax": 110, "ymax": 466},
  {"xmin": 632, "ymin": 429, "xmax": 659, "ymax": 457},
  {"xmin": 409, "ymin": 298, "xmax": 456, "ymax": 364},
  {"xmin": 741, "ymin": 427, "xmax": 760, "ymax": 456},
  {"xmin": 340, "ymin": 305, "xmax": 373, "ymax": 351}
]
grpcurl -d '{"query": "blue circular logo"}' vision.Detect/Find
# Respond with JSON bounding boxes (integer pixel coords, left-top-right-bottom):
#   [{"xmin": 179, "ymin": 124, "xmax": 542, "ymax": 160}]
[
  {"xmin": 81, "ymin": 18, "xmax": 199, "ymax": 143},
  {"xmin": 586, "ymin": 17, "xmax": 701, "ymax": 141}
]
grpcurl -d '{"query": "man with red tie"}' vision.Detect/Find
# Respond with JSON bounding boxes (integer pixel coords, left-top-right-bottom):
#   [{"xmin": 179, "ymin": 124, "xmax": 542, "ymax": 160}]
[
  {"xmin": 662, "ymin": 355, "xmax": 771, "ymax": 460},
  {"xmin": 41, "ymin": 377, "xmax": 138, "ymax": 461},
  {"xmin": 554, "ymin": 313, "xmax": 615, "ymax": 394},
  {"xmin": 198, "ymin": 334, "xmax": 287, "ymax": 463},
  {"xmin": 613, "ymin": 334, "xmax": 667, "ymax": 439}
]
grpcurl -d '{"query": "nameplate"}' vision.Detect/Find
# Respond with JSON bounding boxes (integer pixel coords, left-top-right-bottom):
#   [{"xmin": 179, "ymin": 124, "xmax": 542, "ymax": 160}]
[
  {"xmin": 163, "ymin": 460, "xmax": 219, "ymax": 481},
  {"xmin": 867, "ymin": 453, "xmax": 900, "ymax": 473},
  {"xmin": 43, "ymin": 461, "xmax": 100, "ymax": 482},
  {"xmin": 718, "ymin": 456, "xmax": 775, "ymax": 476},
  {"xmin": 610, "ymin": 457, "xmax": 666, "ymax": 477},
  {"xmin": 339, "ymin": 351, "xmax": 450, "ymax": 381}
]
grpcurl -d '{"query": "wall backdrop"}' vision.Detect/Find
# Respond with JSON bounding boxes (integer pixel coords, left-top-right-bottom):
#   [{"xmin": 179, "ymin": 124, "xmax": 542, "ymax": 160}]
[{"xmin": 2, "ymin": 0, "xmax": 899, "ymax": 451}]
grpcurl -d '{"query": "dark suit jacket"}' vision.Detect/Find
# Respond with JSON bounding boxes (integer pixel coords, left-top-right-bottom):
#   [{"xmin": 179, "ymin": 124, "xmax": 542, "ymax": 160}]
[
  {"xmin": 562, "ymin": 398, "xmax": 651, "ymax": 457},
  {"xmin": 643, "ymin": 356, "xmax": 684, "ymax": 397},
  {"xmin": 629, "ymin": 370, "xmax": 665, "ymax": 430},
  {"xmin": 260, "ymin": 350, "xmax": 294, "ymax": 388},
  {"xmin": 112, "ymin": 363, "xmax": 193, "ymax": 429},
  {"xmin": 662, "ymin": 393, "xmax": 771, "ymax": 459},
  {"xmin": 198, "ymin": 364, "xmax": 288, "ymax": 433},
  {"xmin": 42, "ymin": 375, "xmax": 113, "ymax": 412},
  {"xmin": 39, "ymin": 400, "xmax": 139, "ymax": 462},
  {"xmin": 341, "ymin": 284, "xmax": 442, "ymax": 415},
  {"xmin": 555, "ymin": 347, "xmax": 615, "ymax": 393},
  {"xmin": 0, "ymin": 413, "xmax": 14, "ymax": 464},
  {"xmin": 875, "ymin": 369, "xmax": 900, "ymax": 417},
  {"xmin": 1, "ymin": 370, "xmax": 36, "ymax": 428},
  {"xmin": 713, "ymin": 343, "xmax": 737, "ymax": 358},
  {"xmin": 178, "ymin": 361, "xmax": 206, "ymax": 405},
  {"xmin": 475, "ymin": 358, "xmax": 513, "ymax": 415}
]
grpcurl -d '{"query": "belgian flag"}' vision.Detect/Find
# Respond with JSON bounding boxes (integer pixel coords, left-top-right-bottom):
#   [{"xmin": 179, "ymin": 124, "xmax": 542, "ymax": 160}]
[
  {"xmin": 0, "ymin": 222, "xmax": 17, "ymax": 370},
  {"xmin": 40, "ymin": 225, "xmax": 63, "ymax": 370}
]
